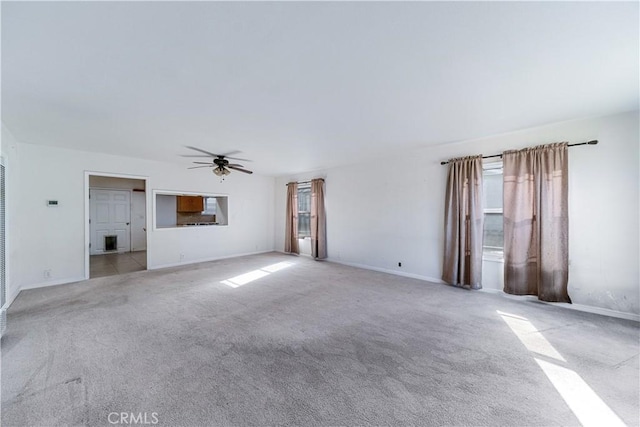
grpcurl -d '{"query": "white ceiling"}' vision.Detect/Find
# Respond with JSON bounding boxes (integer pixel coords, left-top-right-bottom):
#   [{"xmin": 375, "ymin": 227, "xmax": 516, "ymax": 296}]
[{"xmin": 2, "ymin": 1, "xmax": 638, "ymax": 176}]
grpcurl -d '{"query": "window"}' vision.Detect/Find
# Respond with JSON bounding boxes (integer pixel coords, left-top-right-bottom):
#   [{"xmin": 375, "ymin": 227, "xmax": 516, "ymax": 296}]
[
  {"xmin": 297, "ymin": 185, "xmax": 311, "ymax": 238},
  {"xmin": 483, "ymin": 161, "xmax": 503, "ymax": 258},
  {"xmin": 203, "ymin": 197, "xmax": 218, "ymax": 216}
]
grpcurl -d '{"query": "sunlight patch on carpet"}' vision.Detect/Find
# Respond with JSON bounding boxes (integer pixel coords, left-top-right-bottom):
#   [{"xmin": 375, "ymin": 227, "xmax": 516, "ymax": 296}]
[
  {"xmin": 535, "ymin": 358, "xmax": 625, "ymax": 427},
  {"xmin": 497, "ymin": 310, "xmax": 565, "ymax": 361},
  {"xmin": 221, "ymin": 261, "xmax": 295, "ymax": 288},
  {"xmin": 498, "ymin": 310, "xmax": 625, "ymax": 427}
]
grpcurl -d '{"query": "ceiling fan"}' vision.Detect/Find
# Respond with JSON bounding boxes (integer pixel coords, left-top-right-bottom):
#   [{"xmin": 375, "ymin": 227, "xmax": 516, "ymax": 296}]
[{"xmin": 183, "ymin": 146, "xmax": 253, "ymax": 177}]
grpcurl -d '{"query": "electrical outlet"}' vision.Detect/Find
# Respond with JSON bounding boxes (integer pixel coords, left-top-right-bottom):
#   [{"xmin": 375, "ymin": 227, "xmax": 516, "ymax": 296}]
[
  {"xmin": 179, "ymin": 253, "xmax": 185, "ymax": 261},
  {"xmin": 43, "ymin": 269, "xmax": 51, "ymax": 279},
  {"xmin": 398, "ymin": 262, "xmax": 402, "ymax": 267}
]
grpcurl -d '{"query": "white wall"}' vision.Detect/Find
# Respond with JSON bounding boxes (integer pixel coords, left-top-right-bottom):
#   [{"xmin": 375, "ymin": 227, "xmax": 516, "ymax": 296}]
[
  {"xmin": 275, "ymin": 111, "xmax": 640, "ymax": 317},
  {"xmin": 155, "ymin": 194, "xmax": 177, "ymax": 228},
  {"xmin": 9, "ymin": 141, "xmax": 275, "ymax": 291}
]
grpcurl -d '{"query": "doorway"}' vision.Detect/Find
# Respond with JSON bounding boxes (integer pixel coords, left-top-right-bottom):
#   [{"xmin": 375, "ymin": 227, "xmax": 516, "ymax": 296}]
[
  {"xmin": 86, "ymin": 173, "xmax": 148, "ymax": 279},
  {"xmin": 89, "ymin": 189, "xmax": 131, "ymax": 254}
]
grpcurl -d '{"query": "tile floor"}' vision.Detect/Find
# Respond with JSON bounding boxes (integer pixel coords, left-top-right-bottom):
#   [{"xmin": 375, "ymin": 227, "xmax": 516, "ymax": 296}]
[{"xmin": 90, "ymin": 251, "xmax": 147, "ymax": 278}]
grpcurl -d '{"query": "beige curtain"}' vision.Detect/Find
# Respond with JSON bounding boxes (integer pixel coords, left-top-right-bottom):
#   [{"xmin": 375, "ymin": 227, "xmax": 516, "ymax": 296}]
[
  {"xmin": 285, "ymin": 182, "xmax": 299, "ymax": 254},
  {"xmin": 442, "ymin": 155, "xmax": 484, "ymax": 289},
  {"xmin": 310, "ymin": 178, "xmax": 327, "ymax": 259},
  {"xmin": 503, "ymin": 142, "xmax": 570, "ymax": 302}
]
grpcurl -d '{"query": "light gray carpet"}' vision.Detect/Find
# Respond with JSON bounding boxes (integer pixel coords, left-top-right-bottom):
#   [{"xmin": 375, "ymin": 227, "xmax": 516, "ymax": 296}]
[{"xmin": 2, "ymin": 252, "xmax": 638, "ymax": 426}]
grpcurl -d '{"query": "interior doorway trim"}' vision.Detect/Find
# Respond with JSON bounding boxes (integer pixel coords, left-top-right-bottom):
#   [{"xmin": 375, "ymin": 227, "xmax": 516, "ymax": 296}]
[{"xmin": 84, "ymin": 171, "xmax": 150, "ymax": 280}]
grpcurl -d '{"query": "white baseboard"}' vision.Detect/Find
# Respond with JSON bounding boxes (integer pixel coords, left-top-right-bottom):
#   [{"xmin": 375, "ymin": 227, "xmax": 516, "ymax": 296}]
[
  {"xmin": 20, "ymin": 276, "xmax": 87, "ymax": 291},
  {"xmin": 149, "ymin": 250, "xmax": 275, "ymax": 270},
  {"xmin": 275, "ymin": 249, "xmax": 314, "ymax": 258},
  {"xmin": 479, "ymin": 287, "xmax": 505, "ymax": 294},
  {"xmin": 327, "ymin": 258, "xmax": 444, "ymax": 284},
  {"xmin": 3, "ymin": 286, "xmax": 21, "ymax": 310},
  {"xmin": 328, "ymin": 258, "xmax": 639, "ymax": 323},
  {"xmin": 3, "ymin": 252, "xmax": 276, "ymax": 310},
  {"xmin": 480, "ymin": 288, "xmax": 639, "ymax": 322},
  {"xmin": 550, "ymin": 302, "xmax": 639, "ymax": 322},
  {"xmin": 4, "ymin": 276, "xmax": 88, "ymax": 309},
  {"xmin": 8, "ymin": 252, "xmax": 638, "ymax": 323}
]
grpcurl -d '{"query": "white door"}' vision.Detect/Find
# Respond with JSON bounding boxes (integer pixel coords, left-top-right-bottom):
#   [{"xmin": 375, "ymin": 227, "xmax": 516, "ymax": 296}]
[
  {"xmin": 90, "ymin": 189, "xmax": 131, "ymax": 255},
  {"xmin": 130, "ymin": 191, "xmax": 147, "ymax": 251}
]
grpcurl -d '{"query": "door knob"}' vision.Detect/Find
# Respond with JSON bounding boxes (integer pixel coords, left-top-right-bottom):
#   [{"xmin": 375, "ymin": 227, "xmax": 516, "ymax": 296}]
[{"xmin": 126, "ymin": 222, "xmax": 130, "ymax": 225}]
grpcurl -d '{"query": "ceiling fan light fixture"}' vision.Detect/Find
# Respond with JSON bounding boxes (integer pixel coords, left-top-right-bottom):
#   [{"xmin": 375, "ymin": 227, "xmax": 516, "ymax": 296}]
[{"xmin": 213, "ymin": 167, "xmax": 230, "ymax": 176}]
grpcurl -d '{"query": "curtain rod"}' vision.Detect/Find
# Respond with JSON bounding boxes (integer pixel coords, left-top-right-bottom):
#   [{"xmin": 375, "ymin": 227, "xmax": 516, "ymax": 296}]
[
  {"xmin": 285, "ymin": 178, "xmax": 324, "ymax": 186},
  {"xmin": 439, "ymin": 140, "xmax": 598, "ymax": 165}
]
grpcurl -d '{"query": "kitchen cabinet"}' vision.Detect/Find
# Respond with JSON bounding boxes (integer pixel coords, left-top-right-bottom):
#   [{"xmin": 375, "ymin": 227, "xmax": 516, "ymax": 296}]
[{"xmin": 177, "ymin": 196, "xmax": 204, "ymax": 213}]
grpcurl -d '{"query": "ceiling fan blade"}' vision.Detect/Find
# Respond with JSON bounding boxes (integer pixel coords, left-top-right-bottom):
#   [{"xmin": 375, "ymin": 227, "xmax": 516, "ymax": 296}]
[
  {"xmin": 188, "ymin": 165, "xmax": 214, "ymax": 169},
  {"xmin": 181, "ymin": 154, "xmax": 215, "ymax": 158},
  {"xmin": 227, "ymin": 163, "xmax": 244, "ymax": 168},
  {"xmin": 192, "ymin": 161, "xmax": 213, "ymax": 165},
  {"xmin": 184, "ymin": 146, "xmax": 222, "ymax": 157},
  {"xmin": 223, "ymin": 155, "xmax": 252, "ymax": 162},
  {"xmin": 183, "ymin": 146, "xmax": 252, "ymax": 162},
  {"xmin": 220, "ymin": 150, "xmax": 241, "ymax": 157},
  {"xmin": 228, "ymin": 165, "xmax": 253, "ymax": 174}
]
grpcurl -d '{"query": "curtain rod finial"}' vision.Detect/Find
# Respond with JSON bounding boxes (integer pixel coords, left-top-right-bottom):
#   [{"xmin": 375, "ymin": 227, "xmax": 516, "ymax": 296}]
[{"xmin": 587, "ymin": 140, "xmax": 598, "ymax": 145}]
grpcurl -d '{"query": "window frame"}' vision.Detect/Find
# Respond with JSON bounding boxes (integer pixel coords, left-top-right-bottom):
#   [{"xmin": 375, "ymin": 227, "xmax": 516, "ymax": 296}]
[
  {"xmin": 202, "ymin": 197, "xmax": 218, "ymax": 216},
  {"xmin": 297, "ymin": 184, "xmax": 311, "ymax": 239},
  {"xmin": 482, "ymin": 160, "xmax": 504, "ymax": 261}
]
